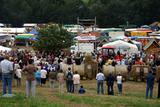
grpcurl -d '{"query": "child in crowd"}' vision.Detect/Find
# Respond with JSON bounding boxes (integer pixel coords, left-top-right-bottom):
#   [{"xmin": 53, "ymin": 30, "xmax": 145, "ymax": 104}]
[{"xmin": 79, "ymin": 85, "xmax": 85, "ymax": 94}]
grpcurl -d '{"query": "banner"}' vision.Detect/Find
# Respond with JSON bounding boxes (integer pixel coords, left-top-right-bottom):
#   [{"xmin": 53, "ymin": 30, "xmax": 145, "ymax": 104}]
[{"xmin": 76, "ymin": 36, "xmax": 96, "ymax": 41}]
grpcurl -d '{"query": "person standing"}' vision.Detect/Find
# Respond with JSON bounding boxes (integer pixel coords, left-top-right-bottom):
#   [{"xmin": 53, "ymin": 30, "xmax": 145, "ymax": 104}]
[
  {"xmin": 0, "ymin": 56, "xmax": 13, "ymax": 95},
  {"xmin": 23, "ymin": 59, "xmax": 36, "ymax": 97},
  {"xmin": 158, "ymin": 77, "xmax": 160, "ymax": 98},
  {"xmin": 40, "ymin": 67, "xmax": 47, "ymax": 86},
  {"xmin": 73, "ymin": 71, "xmax": 80, "ymax": 93},
  {"xmin": 146, "ymin": 70, "xmax": 155, "ymax": 99},
  {"xmin": 15, "ymin": 66, "xmax": 22, "ymax": 87},
  {"xmin": 0, "ymin": 56, "xmax": 4, "ymax": 81},
  {"xmin": 57, "ymin": 69, "xmax": 65, "ymax": 93},
  {"xmin": 106, "ymin": 73, "xmax": 115, "ymax": 95},
  {"xmin": 117, "ymin": 73, "xmax": 123, "ymax": 95},
  {"xmin": 158, "ymin": 78, "xmax": 160, "ymax": 98},
  {"xmin": 96, "ymin": 69, "xmax": 105, "ymax": 95},
  {"xmin": 35, "ymin": 67, "xmax": 41, "ymax": 86},
  {"xmin": 49, "ymin": 69, "xmax": 57, "ymax": 91},
  {"xmin": 65, "ymin": 67, "xmax": 73, "ymax": 93}
]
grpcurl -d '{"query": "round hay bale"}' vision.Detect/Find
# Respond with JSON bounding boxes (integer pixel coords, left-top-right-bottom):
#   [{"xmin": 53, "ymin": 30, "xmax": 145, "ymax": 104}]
[
  {"xmin": 156, "ymin": 66, "xmax": 160, "ymax": 81},
  {"xmin": 131, "ymin": 65, "xmax": 141, "ymax": 81},
  {"xmin": 85, "ymin": 63, "xmax": 93, "ymax": 79},
  {"xmin": 103, "ymin": 65, "xmax": 115, "ymax": 77},
  {"xmin": 73, "ymin": 64, "xmax": 85, "ymax": 76},
  {"xmin": 61, "ymin": 63, "xmax": 73, "ymax": 73},
  {"xmin": 115, "ymin": 65, "xmax": 128, "ymax": 80},
  {"xmin": 142, "ymin": 65, "xmax": 150, "ymax": 80},
  {"xmin": 131, "ymin": 65, "xmax": 149, "ymax": 81},
  {"xmin": 91, "ymin": 61, "xmax": 98, "ymax": 77},
  {"xmin": 85, "ymin": 53, "xmax": 92, "ymax": 62}
]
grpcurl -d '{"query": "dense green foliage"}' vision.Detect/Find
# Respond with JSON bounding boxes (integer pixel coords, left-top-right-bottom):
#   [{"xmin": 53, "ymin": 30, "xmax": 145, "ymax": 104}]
[
  {"xmin": 0, "ymin": 0, "xmax": 160, "ymax": 27},
  {"xmin": 34, "ymin": 24, "xmax": 73, "ymax": 52}
]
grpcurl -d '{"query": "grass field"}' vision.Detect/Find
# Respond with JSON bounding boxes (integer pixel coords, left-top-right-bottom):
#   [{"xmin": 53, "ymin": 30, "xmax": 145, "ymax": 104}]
[{"xmin": 0, "ymin": 79, "xmax": 160, "ymax": 107}]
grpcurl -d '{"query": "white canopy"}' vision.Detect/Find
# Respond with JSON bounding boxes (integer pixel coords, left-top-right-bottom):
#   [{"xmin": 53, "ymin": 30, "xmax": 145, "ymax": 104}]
[
  {"xmin": 0, "ymin": 46, "xmax": 12, "ymax": 52},
  {"xmin": 102, "ymin": 40, "xmax": 138, "ymax": 54}
]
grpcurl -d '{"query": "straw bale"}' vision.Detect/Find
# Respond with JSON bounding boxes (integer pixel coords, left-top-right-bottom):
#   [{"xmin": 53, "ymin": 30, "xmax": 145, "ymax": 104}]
[
  {"xmin": 156, "ymin": 66, "xmax": 160, "ymax": 80},
  {"xmin": 103, "ymin": 65, "xmax": 115, "ymax": 77},
  {"xmin": 73, "ymin": 64, "xmax": 85, "ymax": 76}
]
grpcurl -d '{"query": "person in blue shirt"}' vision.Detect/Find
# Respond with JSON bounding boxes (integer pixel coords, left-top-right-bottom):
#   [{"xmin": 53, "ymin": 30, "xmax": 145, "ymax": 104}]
[
  {"xmin": 79, "ymin": 85, "xmax": 85, "ymax": 94},
  {"xmin": 146, "ymin": 70, "xmax": 155, "ymax": 99},
  {"xmin": 35, "ymin": 67, "xmax": 41, "ymax": 86}
]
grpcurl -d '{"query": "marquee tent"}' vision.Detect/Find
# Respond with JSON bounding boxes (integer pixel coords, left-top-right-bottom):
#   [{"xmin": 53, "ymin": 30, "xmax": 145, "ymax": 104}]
[
  {"xmin": 16, "ymin": 34, "xmax": 35, "ymax": 39},
  {"xmin": 28, "ymin": 28, "xmax": 38, "ymax": 35},
  {"xmin": 102, "ymin": 40, "xmax": 138, "ymax": 54},
  {"xmin": 0, "ymin": 46, "xmax": 12, "ymax": 51}
]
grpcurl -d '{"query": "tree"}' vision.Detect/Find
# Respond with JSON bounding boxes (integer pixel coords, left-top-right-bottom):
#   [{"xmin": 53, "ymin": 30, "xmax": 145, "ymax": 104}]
[
  {"xmin": 35, "ymin": 24, "xmax": 73, "ymax": 52},
  {"xmin": 2, "ymin": 0, "xmax": 30, "ymax": 26},
  {"xmin": 1, "ymin": 0, "xmax": 160, "ymax": 27}
]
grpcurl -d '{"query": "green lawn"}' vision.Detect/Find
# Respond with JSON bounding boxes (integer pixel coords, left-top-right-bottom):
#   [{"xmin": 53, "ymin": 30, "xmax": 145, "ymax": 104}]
[
  {"xmin": 55, "ymin": 93, "xmax": 160, "ymax": 107},
  {"xmin": 0, "ymin": 94, "xmax": 67, "ymax": 107},
  {"xmin": 0, "ymin": 80, "xmax": 160, "ymax": 107}
]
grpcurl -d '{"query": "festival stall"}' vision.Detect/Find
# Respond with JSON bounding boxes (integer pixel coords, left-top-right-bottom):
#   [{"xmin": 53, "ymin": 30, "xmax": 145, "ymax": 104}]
[
  {"xmin": 143, "ymin": 39, "xmax": 160, "ymax": 55},
  {"xmin": 15, "ymin": 34, "xmax": 35, "ymax": 46},
  {"xmin": 0, "ymin": 45, "xmax": 12, "ymax": 51},
  {"xmin": 102, "ymin": 40, "xmax": 138, "ymax": 54},
  {"xmin": 15, "ymin": 28, "xmax": 38, "ymax": 46}
]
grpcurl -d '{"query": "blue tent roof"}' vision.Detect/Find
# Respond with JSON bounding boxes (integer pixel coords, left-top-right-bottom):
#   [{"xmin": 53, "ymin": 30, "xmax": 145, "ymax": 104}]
[
  {"xmin": 29, "ymin": 36, "xmax": 38, "ymax": 41},
  {"xmin": 28, "ymin": 29, "xmax": 38, "ymax": 35}
]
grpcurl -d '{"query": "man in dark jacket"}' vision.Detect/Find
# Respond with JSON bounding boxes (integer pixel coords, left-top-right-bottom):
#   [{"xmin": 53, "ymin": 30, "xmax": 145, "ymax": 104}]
[
  {"xmin": 158, "ymin": 78, "xmax": 160, "ymax": 98},
  {"xmin": 65, "ymin": 67, "xmax": 73, "ymax": 93},
  {"xmin": 106, "ymin": 73, "xmax": 115, "ymax": 95},
  {"xmin": 146, "ymin": 71, "xmax": 155, "ymax": 99}
]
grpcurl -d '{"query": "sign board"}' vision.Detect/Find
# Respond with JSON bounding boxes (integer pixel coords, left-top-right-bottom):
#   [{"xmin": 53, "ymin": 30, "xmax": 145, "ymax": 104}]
[
  {"xmin": 76, "ymin": 36, "xmax": 96, "ymax": 41},
  {"xmin": 108, "ymin": 31, "xmax": 125, "ymax": 39},
  {"xmin": 131, "ymin": 31, "xmax": 147, "ymax": 36},
  {"xmin": 0, "ymin": 28, "xmax": 26, "ymax": 34},
  {"xmin": 70, "ymin": 43, "xmax": 94, "ymax": 53},
  {"xmin": 78, "ymin": 43, "xmax": 94, "ymax": 53}
]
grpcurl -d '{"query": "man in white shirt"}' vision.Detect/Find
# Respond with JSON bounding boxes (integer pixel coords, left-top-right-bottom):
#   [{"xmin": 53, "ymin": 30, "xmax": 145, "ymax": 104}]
[
  {"xmin": 0, "ymin": 56, "xmax": 13, "ymax": 95},
  {"xmin": 96, "ymin": 69, "xmax": 105, "ymax": 94},
  {"xmin": 41, "ymin": 67, "xmax": 47, "ymax": 85},
  {"xmin": 15, "ymin": 67, "xmax": 22, "ymax": 87},
  {"xmin": 117, "ymin": 73, "xmax": 123, "ymax": 95},
  {"xmin": 73, "ymin": 71, "xmax": 80, "ymax": 93}
]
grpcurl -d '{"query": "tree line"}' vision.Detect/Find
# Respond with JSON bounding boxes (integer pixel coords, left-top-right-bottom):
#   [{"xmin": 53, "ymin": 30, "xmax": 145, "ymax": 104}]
[{"xmin": 0, "ymin": 0, "xmax": 160, "ymax": 27}]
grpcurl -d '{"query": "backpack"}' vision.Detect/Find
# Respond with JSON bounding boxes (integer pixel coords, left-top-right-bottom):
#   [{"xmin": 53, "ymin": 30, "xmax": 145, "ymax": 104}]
[{"xmin": 67, "ymin": 71, "xmax": 73, "ymax": 80}]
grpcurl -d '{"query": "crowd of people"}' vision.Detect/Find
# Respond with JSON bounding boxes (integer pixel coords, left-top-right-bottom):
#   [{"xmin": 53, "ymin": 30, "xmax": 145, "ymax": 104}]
[
  {"xmin": 0, "ymin": 49, "xmax": 159, "ymax": 99},
  {"xmin": 0, "ymin": 50, "xmax": 86, "ymax": 97}
]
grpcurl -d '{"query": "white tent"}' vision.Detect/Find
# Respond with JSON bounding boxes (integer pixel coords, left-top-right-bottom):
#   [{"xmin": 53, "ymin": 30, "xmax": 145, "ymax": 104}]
[
  {"xmin": 0, "ymin": 46, "xmax": 12, "ymax": 52},
  {"xmin": 102, "ymin": 40, "xmax": 138, "ymax": 54}
]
